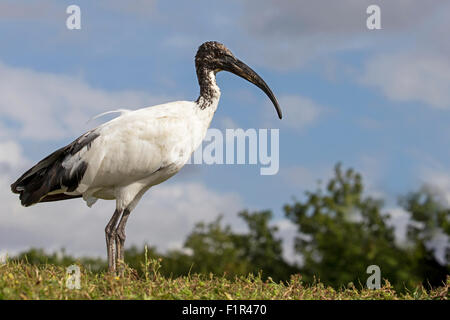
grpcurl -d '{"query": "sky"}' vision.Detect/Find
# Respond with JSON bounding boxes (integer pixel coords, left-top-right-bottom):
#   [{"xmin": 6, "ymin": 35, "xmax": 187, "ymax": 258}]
[{"xmin": 0, "ymin": 0, "xmax": 449, "ymax": 263}]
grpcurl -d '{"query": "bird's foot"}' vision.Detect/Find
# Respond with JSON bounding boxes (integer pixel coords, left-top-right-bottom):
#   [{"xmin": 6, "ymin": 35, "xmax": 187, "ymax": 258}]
[{"xmin": 115, "ymin": 231, "xmax": 126, "ymax": 276}]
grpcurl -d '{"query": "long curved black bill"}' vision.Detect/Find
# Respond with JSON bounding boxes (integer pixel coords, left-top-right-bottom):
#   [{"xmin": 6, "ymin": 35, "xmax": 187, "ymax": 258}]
[{"xmin": 222, "ymin": 56, "xmax": 282, "ymax": 119}]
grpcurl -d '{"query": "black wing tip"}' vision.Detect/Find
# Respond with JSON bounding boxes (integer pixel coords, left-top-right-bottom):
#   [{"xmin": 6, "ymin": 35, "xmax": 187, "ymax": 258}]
[
  {"xmin": 18, "ymin": 191, "xmax": 35, "ymax": 207},
  {"xmin": 21, "ymin": 201, "xmax": 33, "ymax": 207},
  {"xmin": 11, "ymin": 181, "xmax": 21, "ymax": 194},
  {"xmin": 9, "ymin": 130, "xmax": 99, "ymax": 206},
  {"xmin": 11, "ymin": 177, "xmax": 45, "ymax": 206}
]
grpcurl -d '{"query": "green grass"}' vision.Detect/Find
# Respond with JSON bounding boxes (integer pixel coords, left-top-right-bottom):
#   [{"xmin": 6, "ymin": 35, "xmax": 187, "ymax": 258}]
[{"xmin": 0, "ymin": 259, "xmax": 448, "ymax": 300}]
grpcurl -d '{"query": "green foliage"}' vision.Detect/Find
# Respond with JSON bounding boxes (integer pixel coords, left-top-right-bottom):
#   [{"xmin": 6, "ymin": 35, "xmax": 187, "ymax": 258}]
[
  {"xmin": 184, "ymin": 215, "xmax": 249, "ymax": 276},
  {"xmin": 399, "ymin": 187, "xmax": 450, "ymax": 287},
  {"xmin": 183, "ymin": 211, "xmax": 298, "ymax": 281},
  {"xmin": 285, "ymin": 163, "xmax": 419, "ymax": 289},
  {"xmin": 232, "ymin": 210, "xmax": 298, "ymax": 281},
  {"xmin": 400, "ymin": 186, "xmax": 450, "ymax": 241}
]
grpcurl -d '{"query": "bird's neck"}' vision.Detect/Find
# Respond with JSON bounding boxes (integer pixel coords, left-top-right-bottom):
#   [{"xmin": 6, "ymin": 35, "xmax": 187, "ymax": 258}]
[{"xmin": 196, "ymin": 68, "xmax": 221, "ymax": 111}]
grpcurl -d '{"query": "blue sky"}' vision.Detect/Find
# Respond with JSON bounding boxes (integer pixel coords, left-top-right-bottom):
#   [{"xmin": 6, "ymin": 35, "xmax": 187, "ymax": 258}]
[{"xmin": 0, "ymin": 0, "xmax": 449, "ymax": 261}]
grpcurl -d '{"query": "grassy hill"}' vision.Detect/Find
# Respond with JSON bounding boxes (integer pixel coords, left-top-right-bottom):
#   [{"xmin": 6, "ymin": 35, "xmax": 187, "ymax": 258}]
[{"xmin": 0, "ymin": 260, "xmax": 448, "ymax": 300}]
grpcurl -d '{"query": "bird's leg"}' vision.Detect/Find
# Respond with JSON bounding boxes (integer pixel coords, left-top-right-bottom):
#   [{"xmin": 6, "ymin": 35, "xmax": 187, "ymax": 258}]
[
  {"xmin": 115, "ymin": 209, "xmax": 131, "ymax": 275},
  {"xmin": 105, "ymin": 209, "xmax": 122, "ymax": 274}
]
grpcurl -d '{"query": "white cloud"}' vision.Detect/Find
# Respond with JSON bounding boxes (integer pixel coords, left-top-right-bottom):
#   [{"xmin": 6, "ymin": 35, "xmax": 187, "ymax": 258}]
[
  {"xmin": 0, "ymin": 0, "xmax": 61, "ymax": 21},
  {"xmin": 0, "ymin": 140, "xmax": 28, "ymax": 174},
  {"xmin": 99, "ymin": 0, "xmax": 158, "ymax": 18},
  {"xmin": 387, "ymin": 202, "xmax": 448, "ymax": 265},
  {"xmin": 0, "ymin": 0, "xmax": 158, "ymax": 21},
  {"xmin": 242, "ymin": 0, "xmax": 442, "ymax": 37},
  {"xmin": 387, "ymin": 207, "xmax": 411, "ymax": 246},
  {"xmin": 266, "ymin": 95, "xmax": 324, "ymax": 131},
  {"xmin": 427, "ymin": 230, "xmax": 449, "ymax": 265},
  {"xmin": 356, "ymin": 154, "xmax": 387, "ymax": 200},
  {"xmin": 282, "ymin": 166, "xmax": 324, "ymax": 189},
  {"xmin": 420, "ymin": 168, "xmax": 450, "ymax": 207},
  {"xmin": 360, "ymin": 53, "xmax": 450, "ymax": 109},
  {"xmin": 274, "ymin": 218, "xmax": 302, "ymax": 265},
  {"xmin": 393, "ymin": 166, "xmax": 450, "ymax": 263},
  {"xmin": 0, "ymin": 61, "xmax": 170, "ymax": 141},
  {"xmin": 216, "ymin": 116, "xmax": 240, "ymax": 130},
  {"xmin": 281, "ymin": 155, "xmax": 387, "ymax": 200},
  {"xmin": 237, "ymin": 0, "xmax": 445, "ymax": 70},
  {"xmin": 280, "ymin": 165, "xmax": 335, "ymax": 201}
]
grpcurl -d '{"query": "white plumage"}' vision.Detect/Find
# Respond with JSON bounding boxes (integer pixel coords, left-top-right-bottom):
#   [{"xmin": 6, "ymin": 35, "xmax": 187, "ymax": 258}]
[
  {"xmin": 71, "ymin": 98, "xmax": 219, "ymax": 211},
  {"xmin": 11, "ymin": 41, "xmax": 282, "ymax": 273}
]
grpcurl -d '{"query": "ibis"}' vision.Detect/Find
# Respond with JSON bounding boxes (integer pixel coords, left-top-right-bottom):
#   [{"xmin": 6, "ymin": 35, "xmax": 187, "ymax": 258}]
[{"xmin": 10, "ymin": 41, "xmax": 282, "ymax": 273}]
